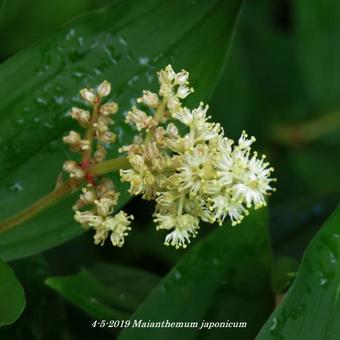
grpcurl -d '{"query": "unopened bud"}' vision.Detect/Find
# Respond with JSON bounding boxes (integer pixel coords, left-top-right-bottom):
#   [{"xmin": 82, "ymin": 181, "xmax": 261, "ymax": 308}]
[
  {"xmin": 63, "ymin": 131, "xmax": 81, "ymax": 146},
  {"xmin": 94, "ymin": 145, "xmax": 107, "ymax": 162},
  {"xmin": 100, "ymin": 102, "xmax": 118, "ymax": 115},
  {"xmin": 70, "ymin": 107, "xmax": 90, "ymax": 126},
  {"xmin": 80, "ymin": 88, "xmax": 96, "ymax": 103},
  {"xmin": 97, "ymin": 80, "xmax": 111, "ymax": 97}
]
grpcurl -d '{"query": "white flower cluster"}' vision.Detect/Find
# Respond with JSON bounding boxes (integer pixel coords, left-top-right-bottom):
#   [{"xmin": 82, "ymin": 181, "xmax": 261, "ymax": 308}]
[
  {"xmin": 120, "ymin": 65, "xmax": 276, "ymax": 249},
  {"xmin": 74, "ymin": 180, "xmax": 133, "ymax": 247},
  {"xmin": 63, "ymin": 81, "xmax": 133, "ymax": 247}
]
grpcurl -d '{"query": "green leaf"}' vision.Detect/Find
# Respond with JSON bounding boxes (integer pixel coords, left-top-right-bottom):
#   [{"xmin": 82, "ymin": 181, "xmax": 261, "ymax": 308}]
[
  {"xmin": 0, "ymin": 259, "xmax": 25, "ymax": 326},
  {"xmin": 118, "ymin": 209, "xmax": 273, "ymax": 340},
  {"xmin": 0, "ymin": 255, "xmax": 73, "ymax": 339},
  {"xmin": 0, "ymin": 0, "xmax": 115, "ymax": 58},
  {"xmin": 257, "ymin": 204, "xmax": 340, "ymax": 340},
  {"xmin": 45, "ymin": 262, "xmax": 159, "ymax": 320},
  {"xmin": 295, "ymin": 0, "xmax": 340, "ymax": 111},
  {"xmin": 0, "ymin": 0, "xmax": 244, "ymax": 261}
]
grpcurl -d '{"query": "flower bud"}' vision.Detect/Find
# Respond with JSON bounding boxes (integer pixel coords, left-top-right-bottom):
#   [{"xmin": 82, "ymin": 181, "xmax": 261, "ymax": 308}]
[
  {"xmin": 166, "ymin": 123, "xmax": 179, "ymax": 138},
  {"xmin": 97, "ymin": 80, "xmax": 111, "ymax": 97},
  {"xmin": 63, "ymin": 160, "xmax": 85, "ymax": 179},
  {"xmin": 97, "ymin": 131, "xmax": 116, "ymax": 143},
  {"xmin": 63, "ymin": 131, "xmax": 81, "ymax": 146},
  {"xmin": 70, "ymin": 107, "xmax": 91, "ymax": 126},
  {"xmin": 100, "ymin": 102, "xmax": 118, "ymax": 115},
  {"xmin": 94, "ymin": 144, "xmax": 107, "ymax": 162},
  {"xmin": 80, "ymin": 88, "xmax": 96, "ymax": 103}
]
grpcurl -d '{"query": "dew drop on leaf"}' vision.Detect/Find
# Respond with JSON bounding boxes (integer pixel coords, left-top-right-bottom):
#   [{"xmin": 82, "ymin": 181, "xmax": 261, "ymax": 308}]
[{"xmin": 7, "ymin": 182, "xmax": 24, "ymax": 192}]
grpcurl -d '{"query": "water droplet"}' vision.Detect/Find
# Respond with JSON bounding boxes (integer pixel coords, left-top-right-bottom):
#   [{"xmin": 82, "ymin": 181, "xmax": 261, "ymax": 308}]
[
  {"xmin": 92, "ymin": 67, "xmax": 102, "ymax": 76},
  {"xmin": 212, "ymin": 257, "xmax": 219, "ymax": 266},
  {"xmin": 145, "ymin": 70, "xmax": 154, "ymax": 84},
  {"xmin": 174, "ymin": 271, "xmax": 181, "ymax": 280},
  {"xmin": 117, "ymin": 34, "xmax": 128, "ymax": 46},
  {"xmin": 65, "ymin": 29, "xmax": 76, "ymax": 41},
  {"xmin": 90, "ymin": 298, "xmax": 98, "ymax": 304},
  {"xmin": 104, "ymin": 45, "xmax": 119, "ymax": 65},
  {"xmin": 318, "ymin": 270, "xmax": 332, "ymax": 288},
  {"xmin": 269, "ymin": 317, "xmax": 277, "ymax": 331},
  {"xmin": 126, "ymin": 52, "xmax": 134, "ymax": 63},
  {"xmin": 127, "ymin": 75, "xmax": 139, "ymax": 86},
  {"xmin": 139, "ymin": 56, "xmax": 150, "ymax": 66},
  {"xmin": 329, "ymin": 250, "xmax": 337, "ymax": 264},
  {"xmin": 130, "ymin": 98, "xmax": 137, "ymax": 107},
  {"xmin": 159, "ymin": 285, "xmax": 167, "ymax": 293},
  {"xmin": 53, "ymin": 96, "xmax": 64, "ymax": 105},
  {"xmin": 36, "ymin": 97, "xmax": 48, "ymax": 107},
  {"xmin": 152, "ymin": 53, "xmax": 164, "ymax": 64},
  {"xmin": 43, "ymin": 122, "xmax": 54, "ymax": 129},
  {"xmin": 78, "ymin": 37, "xmax": 84, "ymax": 47},
  {"xmin": 7, "ymin": 181, "xmax": 23, "ymax": 192},
  {"xmin": 72, "ymin": 71, "xmax": 84, "ymax": 79}
]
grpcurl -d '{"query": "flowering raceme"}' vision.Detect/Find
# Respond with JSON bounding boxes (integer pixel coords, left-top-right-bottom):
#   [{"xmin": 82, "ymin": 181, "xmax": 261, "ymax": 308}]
[{"xmin": 63, "ymin": 65, "xmax": 276, "ymax": 249}]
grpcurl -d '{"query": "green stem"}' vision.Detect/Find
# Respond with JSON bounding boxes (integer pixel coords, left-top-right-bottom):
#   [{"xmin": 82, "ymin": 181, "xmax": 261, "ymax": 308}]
[
  {"xmin": 0, "ymin": 156, "xmax": 129, "ymax": 234},
  {"xmin": 0, "ymin": 179, "xmax": 80, "ymax": 234},
  {"xmin": 272, "ymin": 111, "xmax": 340, "ymax": 146},
  {"xmin": 89, "ymin": 156, "xmax": 130, "ymax": 175}
]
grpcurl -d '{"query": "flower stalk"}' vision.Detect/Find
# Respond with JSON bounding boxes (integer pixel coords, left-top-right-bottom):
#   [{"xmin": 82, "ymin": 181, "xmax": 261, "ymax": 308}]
[{"xmin": 0, "ymin": 156, "xmax": 129, "ymax": 234}]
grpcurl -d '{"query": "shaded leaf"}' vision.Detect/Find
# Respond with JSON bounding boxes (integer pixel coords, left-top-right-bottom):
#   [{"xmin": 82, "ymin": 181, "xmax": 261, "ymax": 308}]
[
  {"xmin": 45, "ymin": 262, "xmax": 160, "ymax": 319},
  {"xmin": 0, "ymin": 259, "xmax": 25, "ymax": 326},
  {"xmin": 118, "ymin": 210, "xmax": 273, "ymax": 340}
]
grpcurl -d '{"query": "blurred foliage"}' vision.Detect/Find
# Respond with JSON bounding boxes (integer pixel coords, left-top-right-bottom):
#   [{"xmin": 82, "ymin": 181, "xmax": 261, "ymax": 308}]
[
  {"xmin": 0, "ymin": 0, "xmax": 340, "ymax": 339},
  {"xmin": 210, "ymin": 0, "xmax": 340, "ymax": 258}
]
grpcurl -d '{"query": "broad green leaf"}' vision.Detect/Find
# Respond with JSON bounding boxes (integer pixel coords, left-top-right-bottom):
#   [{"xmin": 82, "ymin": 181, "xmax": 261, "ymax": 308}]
[
  {"xmin": 0, "ymin": 0, "xmax": 116, "ymax": 58},
  {"xmin": 45, "ymin": 263, "xmax": 159, "ymax": 320},
  {"xmin": 0, "ymin": 259, "xmax": 25, "ymax": 326},
  {"xmin": 257, "ymin": 204, "xmax": 340, "ymax": 340},
  {"xmin": 0, "ymin": 0, "xmax": 244, "ymax": 261},
  {"xmin": 118, "ymin": 210, "xmax": 273, "ymax": 340}
]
